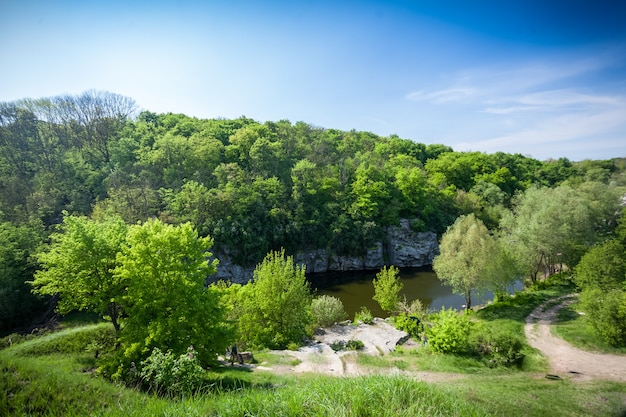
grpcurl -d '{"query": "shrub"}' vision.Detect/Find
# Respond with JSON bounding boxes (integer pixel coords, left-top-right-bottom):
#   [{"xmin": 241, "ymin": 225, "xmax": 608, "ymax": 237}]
[
  {"xmin": 330, "ymin": 339, "xmax": 364, "ymax": 351},
  {"xmin": 580, "ymin": 288, "xmax": 626, "ymax": 346},
  {"xmin": 345, "ymin": 339, "xmax": 364, "ymax": 350},
  {"xmin": 354, "ymin": 307, "xmax": 373, "ymax": 325},
  {"xmin": 373, "ymin": 266, "xmax": 403, "ymax": 313},
  {"xmin": 471, "ymin": 328, "xmax": 524, "ymax": 367},
  {"xmin": 392, "ymin": 313, "xmax": 423, "ymax": 338},
  {"xmin": 426, "ymin": 308, "xmax": 473, "ymax": 354},
  {"xmin": 311, "ymin": 295, "xmax": 348, "ymax": 328},
  {"xmin": 139, "ymin": 346, "xmax": 204, "ymax": 396}
]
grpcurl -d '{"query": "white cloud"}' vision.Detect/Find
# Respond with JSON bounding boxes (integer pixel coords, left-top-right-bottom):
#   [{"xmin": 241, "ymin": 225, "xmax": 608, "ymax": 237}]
[
  {"xmin": 456, "ymin": 106, "xmax": 626, "ymax": 159},
  {"xmin": 405, "ymin": 87, "xmax": 477, "ymax": 104}
]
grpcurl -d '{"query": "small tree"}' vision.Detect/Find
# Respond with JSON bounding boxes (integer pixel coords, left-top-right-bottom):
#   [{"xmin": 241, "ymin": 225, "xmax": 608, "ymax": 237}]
[
  {"xmin": 311, "ymin": 295, "xmax": 348, "ymax": 327},
  {"xmin": 433, "ymin": 214, "xmax": 494, "ymax": 310},
  {"xmin": 373, "ymin": 265, "xmax": 403, "ymax": 314},
  {"xmin": 238, "ymin": 249, "xmax": 312, "ymax": 349}
]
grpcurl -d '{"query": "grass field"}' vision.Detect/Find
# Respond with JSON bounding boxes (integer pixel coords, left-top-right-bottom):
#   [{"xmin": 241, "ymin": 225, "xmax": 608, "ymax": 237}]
[{"xmin": 2, "ymin": 280, "xmax": 625, "ymax": 416}]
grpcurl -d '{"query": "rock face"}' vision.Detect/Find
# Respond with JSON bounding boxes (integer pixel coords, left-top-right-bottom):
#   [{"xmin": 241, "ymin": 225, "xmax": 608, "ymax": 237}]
[
  {"xmin": 210, "ymin": 218, "xmax": 439, "ymax": 284},
  {"xmin": 386, "ymin": 219, "xmax": 439, "ymax": 267}
]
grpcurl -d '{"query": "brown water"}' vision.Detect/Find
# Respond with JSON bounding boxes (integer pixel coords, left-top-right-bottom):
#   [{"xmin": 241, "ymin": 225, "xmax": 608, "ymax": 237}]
[{"xmin": 308, "ymin": 267, "xmax": 498, "ymax": 319}]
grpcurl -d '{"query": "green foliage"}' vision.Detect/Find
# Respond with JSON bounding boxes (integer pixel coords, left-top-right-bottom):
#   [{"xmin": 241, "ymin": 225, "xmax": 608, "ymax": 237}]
[
  {"xmin": 433, "ymin": 214, "xmax": 495, "ymax": 309},
  {"xmin": 3, "ymin": 90, "xmax": 626, "ymax": 338},
  {"xmin": 372, "ymin": 265, "xmax": 403, "ymax": 313},
  {"xmin": 311, "ymin": 295, "xmax": 348, "ymax": 327},
  {"xmin": 392, "ymin": 313, "xmax": 423, "ymax": 338},
  {"xmin": 426, "ymin": 308, "xmax": 474, "ymax": 354},
  {"xmin": 14, "ymin": 324, "xmax": 116, "ymax": 357},
  {"xmin": 353, "ymin": 306, "xmax": 374, "ymax": 325},
  {"xmin": 575, "ymin": 238, "xmax": 626, "ymax": 346},
  {"xmin": 139, "ymin": 346, "xmax": 204, "ymax": 396},
  {"xmin": 470, "ymin": 327, "xmax": 524, "ymax": 367},
  {"xmin": 574, "ymin": 240, "xmax": 625, "ymax": 291},
  {"xmin": 579, "ymin": 288, "xmax": 626, "ymax": 346},
  {"xmin": 330, "ymin": 339, "xmax": 364, "ymax": 351},
  {"xmin": 0, "ymin": 220, "xmax": 43, "ymax": 332},
  {"xmin": 113, "ymin": 219, "xmax": 230, "ymax": 368},
  {"xmin": 32, "ymin": 213, "xmax": 127, "ymax": 331},
  {"xmin": 237, "ymin": 249, "xmax": 312, "ymax": 349}
]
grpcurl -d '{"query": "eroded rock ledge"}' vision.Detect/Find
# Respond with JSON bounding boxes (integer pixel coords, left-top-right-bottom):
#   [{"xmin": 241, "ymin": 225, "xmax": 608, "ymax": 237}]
[{"xmin": 211, "ymin": 219, "xmax": 439, "ymax": 284}]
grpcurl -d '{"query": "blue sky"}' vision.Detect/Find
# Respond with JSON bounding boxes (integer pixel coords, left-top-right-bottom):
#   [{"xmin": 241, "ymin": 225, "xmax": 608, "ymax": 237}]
[{"xmin": 1, "ymin": 1, "xmax": 625, "ymax": 161}]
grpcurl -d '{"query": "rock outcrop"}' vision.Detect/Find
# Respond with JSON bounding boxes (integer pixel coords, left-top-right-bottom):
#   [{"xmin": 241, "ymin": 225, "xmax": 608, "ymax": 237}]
[{"xmin": 209, "ymin": 218, "xmax": 439, "ymax": 284}]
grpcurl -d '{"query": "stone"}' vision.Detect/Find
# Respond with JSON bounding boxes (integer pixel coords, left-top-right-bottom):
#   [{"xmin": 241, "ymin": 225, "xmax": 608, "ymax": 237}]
[{"xmin": 210, "ymin": 218, "xmax": 439, "ymax": 283}]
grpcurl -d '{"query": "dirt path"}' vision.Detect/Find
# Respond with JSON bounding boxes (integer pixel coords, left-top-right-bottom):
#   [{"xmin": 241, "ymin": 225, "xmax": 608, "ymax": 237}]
[{"xmin": 525, "ymin": 294, "xmax": 626, "ymax": 382}]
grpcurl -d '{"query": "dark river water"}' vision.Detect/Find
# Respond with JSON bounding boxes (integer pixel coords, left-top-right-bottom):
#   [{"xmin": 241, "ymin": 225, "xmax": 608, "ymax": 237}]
[{"xmin": 308, "ymin": 267, "xmax": 505, "ymax": 319}]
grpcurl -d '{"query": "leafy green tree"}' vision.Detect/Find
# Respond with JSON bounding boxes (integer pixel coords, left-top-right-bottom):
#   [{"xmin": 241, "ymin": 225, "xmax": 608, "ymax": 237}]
[
  {"xmin": 0, "ymin": 220, "xmax": 43, "ymax": 331},
  {"xmin": 372, "ymin": 265, "xmax": 403, "ymax": 313},
  {"xmin": 574, "ymin": 239, "xmax": 626, "ymax": 346},
  {"xmin": 433, "ymin": 214, "xmax": 495, "ymax": 310},
  {"xmin": 114, "ymin": 219, "xmax": 229, "ymax": 366},
  {"xmin": 500, "ymin": 184, "xmax": 616, "ymax": 283},
  {"xmin": 31, "ymin": 213, "xmax": 127, "ymax": 331},
  {"xmin": 574, "ymin": 240, "xmax": 625, "ymax": 291},
  {"xmin": 238, "ymin": 249, "xmax": 312, "ymax": 349},
  {"xmin": 311, "ymin": 295, "xmax": 348, "ymax": 327},
  {"xmin": 482, "ymin": 239, "xmax": 521, "ymax": 300}
]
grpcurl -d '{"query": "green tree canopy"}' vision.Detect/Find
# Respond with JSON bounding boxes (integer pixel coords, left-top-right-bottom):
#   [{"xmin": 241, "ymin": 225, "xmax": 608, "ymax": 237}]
[
  {"xmin": 433, "ymin": 214, "xmax": 495, "ymax": 310},
  {"xmin": 237, "ymin": 249, "xmax": 312, "ymax": 349},
  {"xmin": 31, "ymin": 213, "xmax": 127, "ymax": 331},
  {"xmin": 372, "ymin": 265, "xmax": 403, "ymax": 313},
  {"xmin": 113, "ymin": 219, "xmax": 229, "ymax": 366}
]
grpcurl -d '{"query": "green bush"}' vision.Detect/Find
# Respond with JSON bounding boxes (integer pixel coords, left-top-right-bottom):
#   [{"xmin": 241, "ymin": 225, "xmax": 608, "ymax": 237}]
[
  {"xmin": 426, "ymin": 308, "xmax": 473, "ymax": 354},
  {"xmin": 470, "ymin": 328, "xmax": 524, "ymax": 367},
  {"xmin": 353, "ymin": 307, "xmax": 374, "ymax": 325},
  {"xmin": 580, "ymin": 288, "xmax": 626, "ymax": 346},
  {"xmin": 139, "ymin": 346, "xmax": 204, "ymax": 396},
  {"xmin": 311, "ymin": 295, "xmax": 348, "ymax": 327},
  {"xmin": 330, "ymin": 339, "xmax": 364, "ymax": 351},
  {"xmin": 392, "ymin": 313, "xmax": 423, "ymax": 338}
]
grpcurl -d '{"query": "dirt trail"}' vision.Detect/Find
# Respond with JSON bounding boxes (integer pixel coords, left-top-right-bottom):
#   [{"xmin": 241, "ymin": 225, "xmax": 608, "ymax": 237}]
[{"xmin": 525, "ymin": 295, "xmax": 626, "ymax": 382}]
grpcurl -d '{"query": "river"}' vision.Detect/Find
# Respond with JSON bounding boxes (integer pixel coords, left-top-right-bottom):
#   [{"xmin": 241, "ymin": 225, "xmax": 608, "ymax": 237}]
[{"xmin": 308, "ymin": 267, "xmax": 509, "ymax": 319}]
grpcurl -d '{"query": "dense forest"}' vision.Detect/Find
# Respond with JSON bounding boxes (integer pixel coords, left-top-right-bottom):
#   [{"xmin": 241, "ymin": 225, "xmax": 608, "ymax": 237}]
[{"xmin": 1, "ymin": 90, "xmax": 625, "ymax": 335}]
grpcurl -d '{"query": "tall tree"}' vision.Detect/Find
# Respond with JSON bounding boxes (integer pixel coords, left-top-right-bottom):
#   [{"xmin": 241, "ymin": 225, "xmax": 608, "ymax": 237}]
[
  {"xmin": 114, "ymin": 219, "xmax": 229, "ymax": 365},
  {"xmin": 31, "ymin": 213, "xmax": 127, "ymax": 331},
  {"xmin": 433, "ymin": 214, "xmax": 495, "ymax": 310}
]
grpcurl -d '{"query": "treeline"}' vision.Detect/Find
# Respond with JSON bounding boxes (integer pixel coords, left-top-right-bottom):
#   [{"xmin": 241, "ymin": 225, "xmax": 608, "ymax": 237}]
[{"xmin": 1, "ymin": 90, "xmax": 626, "ymax": 333}]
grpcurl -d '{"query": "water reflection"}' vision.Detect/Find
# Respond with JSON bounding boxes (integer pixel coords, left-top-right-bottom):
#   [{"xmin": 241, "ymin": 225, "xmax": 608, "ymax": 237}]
[{"xmin": 308, "ymin": 267, "xmax": 502, "ymax": 319}]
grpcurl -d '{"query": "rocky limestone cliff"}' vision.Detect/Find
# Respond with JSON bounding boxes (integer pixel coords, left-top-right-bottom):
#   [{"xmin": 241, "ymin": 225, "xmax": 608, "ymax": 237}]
[{"xmin": 210, "ymin": 218, "xmax": 439, "ymax": 284}]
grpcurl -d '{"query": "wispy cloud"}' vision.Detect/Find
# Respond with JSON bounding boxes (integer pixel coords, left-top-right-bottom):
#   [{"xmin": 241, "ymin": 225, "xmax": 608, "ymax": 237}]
[
  {"xmin": 403, "ymin": 52, "xmax": 626, "ymax": 160},
  {"xmin": 456, "ymin": 107, "xmax": 626, "ymax": 158},
  {"xmin": 405, "ymin": 87, "xmax": 477, "ymax": 103}
]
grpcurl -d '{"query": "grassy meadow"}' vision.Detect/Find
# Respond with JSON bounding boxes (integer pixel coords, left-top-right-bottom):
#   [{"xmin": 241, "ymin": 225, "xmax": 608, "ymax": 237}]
[{"xmin": 2, "ymin": 280, "xmax": 625, "ymax": 417}]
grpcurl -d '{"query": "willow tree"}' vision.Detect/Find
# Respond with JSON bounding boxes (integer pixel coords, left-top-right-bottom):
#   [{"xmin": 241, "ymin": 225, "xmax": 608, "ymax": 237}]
[{"xmin": 433, "ymin": 214, "xmax": 495, "ymax": 310}]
